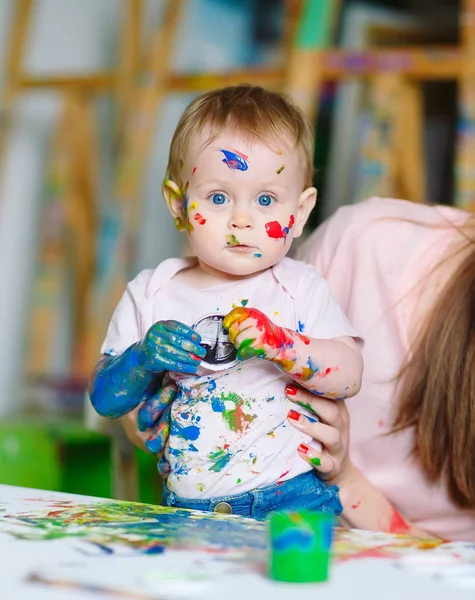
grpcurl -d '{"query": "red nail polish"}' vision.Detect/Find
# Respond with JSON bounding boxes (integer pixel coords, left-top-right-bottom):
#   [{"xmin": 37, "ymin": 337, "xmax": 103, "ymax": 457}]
[
  {"xmin": 298, "ymin": 443, "xmax": 310, "ymax": 454},
  {"xmin": 288, "ymin": 409, "xmax": 301, "ymax": 421},
  {"xmin": 286, "ymin": 385, "xmax": 298, "ymax": 396}
]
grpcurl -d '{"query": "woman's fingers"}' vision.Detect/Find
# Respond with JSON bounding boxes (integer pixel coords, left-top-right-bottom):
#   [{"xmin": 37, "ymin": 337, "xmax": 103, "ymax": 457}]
[
  {"xmin": 287, "ymin": 409, "xmax": 341, "ymax": 450},
  {"xmin": 297, "ymin": 442, "xmax": 336, "ymax": 477},
  {"xmin": 285, "ymin": 384, "xmax": 345, "ymax": 426}
]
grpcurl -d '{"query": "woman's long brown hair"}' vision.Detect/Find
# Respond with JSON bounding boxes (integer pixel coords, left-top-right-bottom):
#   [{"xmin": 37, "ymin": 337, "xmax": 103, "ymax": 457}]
[{"xmin": 393, "ymin": 219, "xmax": 475, "ymax": 509}]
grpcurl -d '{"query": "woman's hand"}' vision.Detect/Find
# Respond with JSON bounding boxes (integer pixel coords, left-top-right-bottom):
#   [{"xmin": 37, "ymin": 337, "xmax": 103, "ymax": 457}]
[{"xmin": 285, "ymin": 384, "xmax": 353, "ymax": 485}]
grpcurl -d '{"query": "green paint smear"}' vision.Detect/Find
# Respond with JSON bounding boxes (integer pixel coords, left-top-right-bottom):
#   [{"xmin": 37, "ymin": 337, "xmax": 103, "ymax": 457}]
[
  {"xmin": 237, "ymin": 338, "xmax": 266, "ymax": 360},
  {"xmin": 241, "ymin": 299, "xmax": 248, "ymax": 306},
  {"xmin": 310, "ymin": 457, "xmax": 321, "ymax": 467},
  {"xmin": 225, "ymin": 234, "xmax": 240, "ymax": 247},
  {"xmin": 219, "ymin": 391, "xmax": 257, "ymax": 433},
  {"xmin": 208, "ymin": 447, "xmax": 233, "ymax": 472},
  {"xmin": 297, "ymin": 400, "xmax": 316, "ymax": 415},
  {"xmin": 2, "ymin": 499, "xmax": 266, "ymax": 552}
]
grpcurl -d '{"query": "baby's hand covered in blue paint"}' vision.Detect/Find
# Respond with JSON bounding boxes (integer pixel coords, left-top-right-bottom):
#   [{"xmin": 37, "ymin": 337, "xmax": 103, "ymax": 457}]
[{"xmin": 138, "ymin": 320, "xmax": 206, "ymax": 374}]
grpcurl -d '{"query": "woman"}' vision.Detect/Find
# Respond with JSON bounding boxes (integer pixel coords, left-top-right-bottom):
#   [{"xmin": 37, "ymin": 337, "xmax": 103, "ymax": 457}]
[{"xmin": 123, "ymin": 196, "xmax": 475, "ymax": 541}]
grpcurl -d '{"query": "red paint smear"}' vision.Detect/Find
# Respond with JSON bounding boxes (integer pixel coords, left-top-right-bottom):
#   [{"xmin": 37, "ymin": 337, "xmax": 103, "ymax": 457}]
[
  {"xmin": 265, "ymin": 221, "xmax": 284, "ymax": 239},
  {"xmin": 378, "ymin": 419, "xmax": 384, "ymax": 428},
  {"xmin": 47, "ymin": 510, "xmax": 67, "ymax": 517},
  {"xmin": 233, "ymin": 308, "xmax": 294, "ymax": 353},
  {"xmin": 337, "ymin": 545, "xmax": 399, "ymax": 563},
  {"xmin": 317, "ymin": 366, "xmax": 339, "ymax": 378},
  {"xmin": 278, "ymin": 470, "xmax": 290, "ymax": 480},
  {"xmin": 298, "ymin": 333, "xmax": 311, "ymax": 345},
  {"xmin": 194, "ymin": 213, "xmax": 206, "ymax": 225},
  {"xmin": 351, "ymin": 499, "xmax": 362, "ymax": 509},
  {"xmin": 229, "ymin": 147, "xmax": 249, "ymax": 160},
  {"xmin": 388, "ymin": 507, "xmax": 412, "ymax": 534},
  {"xmin": 265, "ymin": 215, "xmax": 295, "ymax": 240},
  {"xmin": 223, "ymin": 443, "xmax": 230, "ymax": 449},
  {"xmin": 192, "ymin": 167, "xmax": 197, "ymax": 175}
]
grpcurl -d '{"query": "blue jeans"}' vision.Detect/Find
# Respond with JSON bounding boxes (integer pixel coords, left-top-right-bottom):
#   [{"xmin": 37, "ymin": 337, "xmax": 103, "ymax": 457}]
[{"xmin": 163, "ymin": 470, "xmax": 343, "ymax": 520}]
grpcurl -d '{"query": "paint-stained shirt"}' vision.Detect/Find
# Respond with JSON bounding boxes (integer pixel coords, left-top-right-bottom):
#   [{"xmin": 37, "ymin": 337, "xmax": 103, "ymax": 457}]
[
  {"xmin": 296, "ymin": 196, "xmax": 475, "ymax": 542},
  {"xmin": 101, "ymin": 257, "xmax": 358, "ymax": 498}
]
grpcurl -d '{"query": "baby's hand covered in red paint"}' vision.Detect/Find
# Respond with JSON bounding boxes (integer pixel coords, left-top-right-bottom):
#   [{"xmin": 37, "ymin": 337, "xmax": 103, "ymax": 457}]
[{"xmin": 223, "ymin": 307, "xmax": 293, "ymax": 362}]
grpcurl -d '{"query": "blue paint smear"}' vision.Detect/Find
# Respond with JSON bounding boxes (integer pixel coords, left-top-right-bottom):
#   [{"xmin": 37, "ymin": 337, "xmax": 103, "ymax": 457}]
[
  {"xmin": 297, "ymin": 320, "xmax": 305, "ymax": 332},
  {"xmin": 188, "ymin": 443, "xmax": 199, "ymax": 452},
  {"xmin": 306, "ymin": 415, "xmax": 318, "ymax": 423},
  {"xmin": 207, "ymin": 380, "xmax": 217, "ymax": 393},
  {"xmin": 144, "ymin": 544, "xmax": 165, "ymax": 554},
  {"xmin": 220, "ymin": 149, "xmax": 248, "ymax": 171},
  {"xmin": 211, "ymin": 397, "xmax": 226, "ymax": 412},
  {"xmin": 306, "ymin": 356, "xmax": 320, "ymax": 374},
  {"xmin": 182, "ymin": 193, "xmax": 189, "ymax": 217},
  {"xmin": 171, "ymin": 422, "xmax": 201, "ymax": 441},
  {"xmin": 272, "ymin": 529, "xmax": 314, "ymax": 552}
]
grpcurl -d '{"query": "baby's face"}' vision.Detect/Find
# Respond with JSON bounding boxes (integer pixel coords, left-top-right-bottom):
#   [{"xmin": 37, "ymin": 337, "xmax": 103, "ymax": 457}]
[{"xmin": 170, "ymin": 129, "xmax": 315, "ymax": 279}]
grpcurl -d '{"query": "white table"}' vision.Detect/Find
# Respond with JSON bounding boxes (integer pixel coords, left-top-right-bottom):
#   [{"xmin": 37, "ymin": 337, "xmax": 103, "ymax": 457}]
[{"xmin": 1, "ymin": 484, "xmax": 475, "ymax": 600}]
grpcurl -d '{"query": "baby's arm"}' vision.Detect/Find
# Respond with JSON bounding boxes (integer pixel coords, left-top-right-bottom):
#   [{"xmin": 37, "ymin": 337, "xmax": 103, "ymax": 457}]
[
  {"xmin": 223, "ymin": 308, "xmax": 362, "ymax": 399},
  {"xmin": 89, "ymin": 320, "xmax": 206, "ymax": 418}
]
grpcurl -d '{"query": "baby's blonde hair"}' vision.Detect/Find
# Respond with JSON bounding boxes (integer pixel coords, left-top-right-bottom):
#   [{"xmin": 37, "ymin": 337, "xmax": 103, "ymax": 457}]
[{"xmin": 165, "ymin": 84, "xmax": 315, "ymax": 189}]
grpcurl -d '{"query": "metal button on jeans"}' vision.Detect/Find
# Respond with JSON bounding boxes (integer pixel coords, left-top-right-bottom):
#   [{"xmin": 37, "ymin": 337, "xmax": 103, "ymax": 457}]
[{"xmin": 214, "ymin": 502, "xmax": 232, "ymax": 514}]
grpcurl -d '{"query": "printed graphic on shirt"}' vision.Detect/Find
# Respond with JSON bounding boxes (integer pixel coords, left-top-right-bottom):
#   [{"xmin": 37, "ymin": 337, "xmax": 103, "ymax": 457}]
[{"xmin": 193, "ymin": 314, "xmax": 238, "ymax": 371}]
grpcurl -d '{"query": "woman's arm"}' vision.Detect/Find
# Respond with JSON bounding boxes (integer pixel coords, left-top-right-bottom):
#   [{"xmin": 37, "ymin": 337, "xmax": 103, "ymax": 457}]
[
  {"xmin": 337, "ymin": 463, "xmax": 432, "ymax": 537},
  {"xmin": 285, "ymin": 385, "xmax": 438, "ymax": 539}
]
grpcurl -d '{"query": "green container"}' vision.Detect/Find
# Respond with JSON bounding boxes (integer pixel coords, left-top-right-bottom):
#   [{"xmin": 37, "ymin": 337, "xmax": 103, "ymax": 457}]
[{"xmin": 268, "ymin": 510, "xmax": 334, "ymax": 583}]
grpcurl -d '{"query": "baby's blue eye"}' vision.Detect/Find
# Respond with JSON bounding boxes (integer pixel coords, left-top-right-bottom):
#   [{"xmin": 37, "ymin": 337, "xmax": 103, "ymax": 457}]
[
  {"xmin": 211, "ymin": 193, "xmax": 227, "ymax": 205},
  {"xmin": 257, "ymin": 195, "xmax": 273, "ymax": 207}
]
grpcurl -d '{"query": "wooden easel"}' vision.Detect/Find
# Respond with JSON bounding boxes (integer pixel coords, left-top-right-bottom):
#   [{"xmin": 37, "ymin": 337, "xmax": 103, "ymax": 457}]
[{"xmin": 283, "ymin": 0, "xmax": 475, "ymax": 211}]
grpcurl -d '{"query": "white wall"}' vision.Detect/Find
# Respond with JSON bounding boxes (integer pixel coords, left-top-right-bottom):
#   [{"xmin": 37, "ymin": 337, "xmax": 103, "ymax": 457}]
[{"xmin": 0, "ymin": 0, "xmax": 256, "ymax": 416}]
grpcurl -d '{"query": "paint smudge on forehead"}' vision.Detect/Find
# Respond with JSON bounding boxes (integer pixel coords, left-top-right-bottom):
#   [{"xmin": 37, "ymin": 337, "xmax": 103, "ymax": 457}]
[
  {"xmin": 220, "ymin": 148, "xmax": 249, "ymax": 172},
  {"xmin": 276, "ymin": 164, "xmax": 285, "ymax": 175},
  {"xmin": 225, "ymin": 234, "xmax": 240, "ymax": 247},
  {"xmin": 265, "ymin": 215, "xmax": 295, "ymax": 241}
]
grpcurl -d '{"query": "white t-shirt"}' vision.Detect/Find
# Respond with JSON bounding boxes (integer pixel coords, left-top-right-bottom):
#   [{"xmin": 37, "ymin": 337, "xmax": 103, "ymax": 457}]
[{"xmin": 101, "ymin": 257, "xmax": 358, "ymax": 498}]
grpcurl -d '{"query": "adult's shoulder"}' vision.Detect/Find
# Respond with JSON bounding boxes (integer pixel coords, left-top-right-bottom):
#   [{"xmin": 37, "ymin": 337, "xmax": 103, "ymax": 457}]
[{"xmin": 295, "ymin": 197, "xmax": 468, "ymax": 276}]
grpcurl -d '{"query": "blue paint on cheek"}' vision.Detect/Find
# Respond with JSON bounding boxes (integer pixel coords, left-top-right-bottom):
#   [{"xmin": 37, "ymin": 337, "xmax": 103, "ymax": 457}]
[
  {"xmin": 171, "ymin": 422, "xmax": 201, "ymax": 441},
  {"xmin": 211, "ymin": 397, "xmax": 226, "ymax": 412}
]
